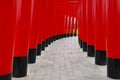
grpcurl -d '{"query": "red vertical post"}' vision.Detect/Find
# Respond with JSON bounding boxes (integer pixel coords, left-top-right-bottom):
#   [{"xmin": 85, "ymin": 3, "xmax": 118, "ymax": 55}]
[
  {"xmin": 64, "ymin": 14, "xmax": 67, "ymax": 37},
  {"xmin": 70, "ymin": 16, "xmax": 73, "ymax": 37},
  {"xmin": 107, "ymin": 0, "xmax": 120, "ymax": 79},
  {"xmin": 0, "ymin": 0, "xmax": 16, "ymax": 79},
  {"xmin": 95, "ymin": 0, "xmax": 107, "ymax": 65},
  {"xmin": 67, "ymin": 15, "xmax": 70, "ymax": 37},
  {"xmin": 86, "ymin": 0, "xmax": 95, "ymax": 57},
  {"xmin": 73, "ymin": 17, "xmax": 77, "ymax": 36},
  {"xmin": 13, "ymin": 0, "xmax": 32, "ymax": 77},
  {"xmin": 78, "ymin": 0, "xmax": 83, "ymax": 48},
  {"xmin": 28, "ymin": 0, "xmax": 41, "ymax": 63},
  {"xmin": 37, "ymin": 0, "xmax": 45, "ymax": 51},
  {"xmin": 81, "ymin": 0, "xmax": 87, "ymax": 52}
]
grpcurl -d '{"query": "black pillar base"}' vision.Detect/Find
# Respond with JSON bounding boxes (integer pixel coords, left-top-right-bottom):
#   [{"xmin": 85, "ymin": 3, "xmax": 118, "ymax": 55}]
[
  {"xmin": 61, "ymin": 34, "xmax": 64, "ymax": 38},
  {"xmin": 70, "ymin": 33, "xmax": 73, "ymax": 37},
  {"xmin": 41, "ymin": 41, "xmax": 45, "ymax": 51},
  {"xmin": 95, "ymin": 50, "xmax": 106, "ymax": 65},
  {"xmin": 54, "ymin": 36, "xmax": 57, "ymax": 41},
  {"xmin": 63, "ymin": 34, "xmax": 66, "ymax": 38},
  {"xmin": 45, "ymin": 39, "xmax": 48, "ymax": 47},
  {"xmin": 107, "ymin": 58, "xmax": 120, "ymax": 79},
  {"xmin": 80, "ymin": 40, "xmax": 83, "ymax": 48},
  {"xmin": 58, "ymin": 35, "xmax": 61, "ymax": 39},
  {"xmin": 54, "ymin": 36, "xmax": 58, "ymax": 40},
  {"xmin": 51, "ymin": 37, "xmax": 54, "ymax": 43},
  {"xmin": 0, "ymin": 74, "xmax": 11, "ymax": 80},
  {"xmin": 48, "ymin": 38, "xmax": 51, "ymax": 45},
  {"xmin": 82, "ymin": 42, "xmax": 87, "ymax": 52},
  {"xmin": 13, "ymin": 57, "xmax": 28, "ymax": 77},
  {"xmin": 78, "ymin": 39, "xmax": 81, "ymax": 48},
  {"xmin": 60, "ymin": 35, "xmax": 63, "ymax": 38},
  {"xmin": 28, "ymin": 49, "xmax": 37, "ymax": 63},
  {"xmin": 74, "ymin": 33, "xmax": 77, "ymax": 36},
  {"xmin": 87, "ymin": 45, "xmax": 95, "ymax": 57},
  {"xmin": 37, "ymin": 44, "xmax": 41, "ymax": 55},
  {"xmin": 59, "ymin": 35, "xmax": 61, "ymax": 39},
  {"xmin": 67, "ymin": 34, "xmax": 69, "ymax": 37}
]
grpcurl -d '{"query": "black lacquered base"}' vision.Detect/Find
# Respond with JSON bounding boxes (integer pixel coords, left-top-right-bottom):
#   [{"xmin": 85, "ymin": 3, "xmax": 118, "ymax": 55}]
[
  {"xmin": 107, "ymin": 58, "xmax": 120, "ymax": 79},
  {"xmin": 74, "ymin": 33, "xmax": 77, "ymax": 36},
  {"xmin": 58, "ymin": 35, "xmax": 61, "ymax": 39},
  {"xmin": 0, "ymin": 74, "xmax": 11, "ymax": 80},
  {"xmin": 63, "ymin": 34, "xmax": 66, "ymax": 38},
  {"xmin": 45, "ymin": 39, "xmax": 48, "ymax": 47},
  {"xmin": 66, "ymin": 34, "xmax": 70, "ymax": 37},
  {"xmin": 13, "ymin": 57, "xmax": 28, "ymax": 77},
  {"xmin": 87, "ymin": 45, "xmax": 95, "ymax": 57},
  {"xmin": 78, "ymin": 39, "xmax": 83, "ymax": 48},
  {"xmin": 37, "ymin": 44, "xmax": 41, "ymax": 55},
  {"xmin": 55, "ymin": 35, "xmax": 58, "ymax": 40},
  {"xmin": 59, "ymin": 35, "xmax": 62, "ymax": 39},
  {"xmin": 41, "ymin": 41, "xmax": 45, "ymax": 51},
  {"xmin": 82, "ymin": 42, "xmax": 87, "ymax": 52},
  {"xmin": 70, "ymin": 33, "xmax": 73, "ymax": 37},
  {"xmin": 51, "ymin": 37, "xmax": 54, "ymax": 42},
  {"xmin": 80, "ymin": 40, "xmax": 83, "ymax": 48},
  {"xmin": 95, "ymin": 50, "xmax": 106, "ymax": 65},
  {"xmin": 28, "ymin": 49, "xmax": 37, "ymax": 63},
  {"xmin": 48, "ymin": 38, "xmax": 51, "ymax": 45}
]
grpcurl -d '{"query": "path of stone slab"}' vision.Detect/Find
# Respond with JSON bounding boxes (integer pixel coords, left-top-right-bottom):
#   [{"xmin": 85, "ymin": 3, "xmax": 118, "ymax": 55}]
[{"xmin": 13, "ymin": 37, "xmax": 114, "ymax": 80}]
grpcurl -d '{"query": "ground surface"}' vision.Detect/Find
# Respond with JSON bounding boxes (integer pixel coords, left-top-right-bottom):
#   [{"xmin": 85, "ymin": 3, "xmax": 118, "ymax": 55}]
[{"xmin": 13, "ymin": 37, "xmax": 114, "ymax": 80}]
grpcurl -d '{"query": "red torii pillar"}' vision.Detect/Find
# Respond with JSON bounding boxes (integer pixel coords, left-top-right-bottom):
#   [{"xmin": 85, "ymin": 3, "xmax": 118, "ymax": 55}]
[
  {"xmin": 107, "ymin": 0, "xmax": 120, "ymax": 79},
  {"xmin": 86, "ymin": 0, "xmax": 95, "ymax": 57},
  {"xmin": 13, "ymin": 0, "xmax": 33, "ymax": 77},
  {"xmin": 78, "ymin": 0, "xmax": 83, "ymax": 48},
  {"xmin": 28, "ymin": 0, "xmax": 40, "ymax": 63},
  {"xmin": 0, "ymin": 0, "xmax": 16, "ymax": 79},
  {"xmin": 94, "ymin": 0, "xmax": 107, "ymax": 65},
  {"xmin": 81, "ymin": 0, "xmax": 87, "ymax": 52}
]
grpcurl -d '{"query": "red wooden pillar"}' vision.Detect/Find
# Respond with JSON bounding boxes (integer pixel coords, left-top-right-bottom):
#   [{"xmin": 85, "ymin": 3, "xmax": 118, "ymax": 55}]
[
  {"xmin": 78, "ymin": 0, "xmax": 83, "ymax": 48},
  {"xmin": 86, "ymin": 0, "xmax": 95, "ymax": 57},
  {"xmin": 0, "ymin": 0, "xmax": 16, "ymax": 79},
  {"xmin": 67, "ymin": 15, "xmax": 70, "ymax": 37},
  {"xmin": 37, "ymin": 0, "xmax": 45, "ymax": 51},
  {"xmin": 64, "ymin": 14, "xmax": 67, "ymax": 37},
  {"xmin": 73, "ymin": 6, "xmax": 77, "ymax": 36},
  {"xmin": 13, "ymin": 0, "xmax": 32, "ymax": 77},
  {"xmin": 107, "ymin": 0, "xmax": 120, "ymax": 79},
  {"xmin": 73, "ymin": 17, "xmax": 77, "ymax": 36},
  {"xmin": 95, "ymin": 0, "xmax": 107, "ymax": 65},
  {"xmin": 28, "ymin": 0, "xmax": 41, "ymax": 63},
  {"xmin": 70, "ymin": 16, "xmax": 73, "ymax": 37},
  {"xmin": 81, "ymin": 0, "xmax": 87, "ymax": 52}
]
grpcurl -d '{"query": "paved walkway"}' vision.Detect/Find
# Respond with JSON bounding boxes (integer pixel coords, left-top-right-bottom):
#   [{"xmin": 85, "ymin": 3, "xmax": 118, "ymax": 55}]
[{"xmin": 13, "ymin": 37, "xmax": 114, "ymax": 80}]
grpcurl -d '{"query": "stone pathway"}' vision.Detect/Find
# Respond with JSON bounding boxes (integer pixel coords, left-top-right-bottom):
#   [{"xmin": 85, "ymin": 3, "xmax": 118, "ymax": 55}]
[{"xmin": 13, "ymin": 37, "xmax": 114, "ymax": 80}]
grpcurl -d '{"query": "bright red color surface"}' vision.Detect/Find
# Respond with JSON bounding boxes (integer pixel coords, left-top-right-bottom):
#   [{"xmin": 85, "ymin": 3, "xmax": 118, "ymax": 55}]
[
  {"xmin": 14, "ymin": 0, "xmax": 32, "ymax": 57},
  {"xmin": 107, "ymin": 0, "xmax": 120, "ymax": 58},
  {"xmin": 0, "ymin": 0, "xmax": 16, "ymax": 75}
]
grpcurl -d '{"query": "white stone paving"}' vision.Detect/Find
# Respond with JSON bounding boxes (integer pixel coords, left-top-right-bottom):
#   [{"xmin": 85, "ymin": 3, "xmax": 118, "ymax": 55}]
[{"xmin": 13, "ymin": 37, "xmax": 115, "ymax": 80}]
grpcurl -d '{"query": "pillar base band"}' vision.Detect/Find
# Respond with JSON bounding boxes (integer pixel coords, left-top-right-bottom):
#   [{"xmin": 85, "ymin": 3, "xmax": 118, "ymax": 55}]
[
  {"xmin": 13, "ymin": 57, "xmax": 28, "ymax": 77},
  {"xmin": 28, "ymin": 49, "xmax": 37, "ymax": 63},
  {"xmin": 37, "ymin": 44, "xmax": 41, "ymax": 55},
  {"xmin": 0, "ymin": 74, "xmax": 11, "ymax": 80},
  {"xmin": 87, "ymin": 45, "xmax": 95, "ymax": 57},
  {"xmin": 107, "ymin": 58, "xmax": 120, "ymax": 79},
  {"xmin": 41, "ymin": 41, "xmax": 45, "ymax": 51},
  {"xmin": 95, "ymin": 50, "xmax": 106, "ymax": 65},
  {"xmin": 82, "ymin": 42, "xmax": 87, "ymax": 52}
]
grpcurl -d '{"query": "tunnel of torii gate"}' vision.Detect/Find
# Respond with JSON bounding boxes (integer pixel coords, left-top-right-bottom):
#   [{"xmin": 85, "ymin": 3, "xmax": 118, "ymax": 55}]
[{"xmin": 0, "ymin": 0, "xmax": 120, "ymax": 80}]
